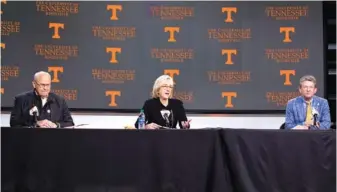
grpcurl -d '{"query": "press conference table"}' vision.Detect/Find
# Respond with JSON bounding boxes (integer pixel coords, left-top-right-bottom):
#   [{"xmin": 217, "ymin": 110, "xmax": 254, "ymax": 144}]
[{"xmin": 1, "ymin": 127, "xmax": 336, "ymax": 192}]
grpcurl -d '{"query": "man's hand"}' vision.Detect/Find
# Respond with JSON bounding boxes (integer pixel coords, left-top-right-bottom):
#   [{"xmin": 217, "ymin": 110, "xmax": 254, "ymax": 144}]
[
  {"xmin": 46, "ymin": 120, "xmax": 57, "ymax": 128},
  {"xmin": 304, "ymin": 121, "xmax": 313, "ymax": 127},
  {"xmin": 36, "ymin": 120, "xmax": 49, "ymax": 128},
  {"xmin": 304, "ymin": 121, "xmax": 321, "ymax": 129},
  {"xmin": 293, "ymin": 125, "xmax": 309, "ymax": 130},
  {"xmin": 37, "ymin": 120, "xmax": 57, "ymax": 128}
]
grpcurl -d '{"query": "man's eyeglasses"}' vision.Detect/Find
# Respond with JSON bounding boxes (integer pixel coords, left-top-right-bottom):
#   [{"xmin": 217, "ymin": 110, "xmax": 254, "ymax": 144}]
[
  {"xmin": 302, "ymin": 86, "xmax": 315, "ymax": 90},
  {"xmin": 35, "ymin": 82, "xmax": 51, "ymax": 88}
]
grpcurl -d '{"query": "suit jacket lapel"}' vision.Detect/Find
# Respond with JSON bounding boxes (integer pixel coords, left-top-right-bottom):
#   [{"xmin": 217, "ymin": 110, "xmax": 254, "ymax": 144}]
[
  {"xmin": 50, "ymin": 104, "xmax": 55, "ymax": 122},
  {"xmin": 47, "ymin": 96, "xmax": 55, "ymax": 122},
  {"xmin": 297, "ymin": 98, "xmax": 306, "ymax": 122}
]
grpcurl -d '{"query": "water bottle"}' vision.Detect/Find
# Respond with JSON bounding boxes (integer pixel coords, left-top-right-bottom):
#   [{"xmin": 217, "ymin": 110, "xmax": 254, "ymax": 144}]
[{"xmin": 138, "ymin": 109, "xmax": 145, "ymax": 129}]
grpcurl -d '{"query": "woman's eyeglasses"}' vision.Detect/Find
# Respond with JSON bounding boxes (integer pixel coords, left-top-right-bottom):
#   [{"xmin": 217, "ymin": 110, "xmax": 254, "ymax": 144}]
[{"xmin": 161, "ymin": 85, "xmax": 174, "ymax": 89}]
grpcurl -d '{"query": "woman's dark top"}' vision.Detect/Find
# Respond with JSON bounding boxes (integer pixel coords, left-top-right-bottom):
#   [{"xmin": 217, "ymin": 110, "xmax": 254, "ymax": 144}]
[{"xmin": 134, "ymin": 98, "xmax": 188, "ymax": 129}]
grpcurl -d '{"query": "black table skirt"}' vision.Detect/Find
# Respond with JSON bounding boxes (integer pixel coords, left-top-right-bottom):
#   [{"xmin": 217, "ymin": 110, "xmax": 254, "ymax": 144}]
[{"xmin": 1, "ymin": 128, "xmax": 336, "ymax": 192}]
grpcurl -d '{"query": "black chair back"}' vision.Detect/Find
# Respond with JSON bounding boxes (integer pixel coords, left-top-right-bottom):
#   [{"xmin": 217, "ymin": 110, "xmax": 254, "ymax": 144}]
[{"xmin": 280, "ymin": 123, "xmax": 286, "ymax": 129}]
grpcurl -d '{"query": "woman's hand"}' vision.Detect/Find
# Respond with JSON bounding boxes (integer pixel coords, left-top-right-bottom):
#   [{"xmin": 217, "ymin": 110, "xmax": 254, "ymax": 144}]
[
  {"xmin": 145, "ymin": 123, "xmax": 161, "ymax": 129},
  {"xmin": 181, "ymin": 119, "xmax": 192, "ymax": 129}
]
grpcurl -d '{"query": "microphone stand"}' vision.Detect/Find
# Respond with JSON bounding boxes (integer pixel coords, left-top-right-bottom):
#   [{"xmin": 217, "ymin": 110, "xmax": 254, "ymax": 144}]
[
  {"xmin": 313, "ymin": 114, "xmax": 317, "ymax": 126},
  {"xmin": 31, "ymin": 111, "xmax": 38, "ymax": 128},
  {"xmin": 309, "ymin": 114, "xmax": 319, "ymax": 130},
  {"xmin": 164, "ymin": 114, "xmax": 170, "ymax": 128}
]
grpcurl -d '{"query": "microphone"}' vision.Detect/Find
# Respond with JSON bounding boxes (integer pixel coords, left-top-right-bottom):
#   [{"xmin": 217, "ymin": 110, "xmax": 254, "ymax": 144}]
[
  {"xmin": 163, "ymin": 113, "xmax": 170, "ymax": 127},
  {"xmin": 29, "ymin": 106, "xmax": 39, "ymax": 128},
  {"xmin": 312, "ymin": 107, "xmax": 319, "ymax": 127}
]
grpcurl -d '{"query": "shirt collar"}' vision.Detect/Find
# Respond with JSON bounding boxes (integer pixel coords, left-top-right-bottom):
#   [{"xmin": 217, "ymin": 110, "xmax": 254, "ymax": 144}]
[
  {"xmin": 299, "ymin": 95, "xmax": 316, "ymax": 104},
  {"xmin": 33, "ymin": 89, "xmax": 53, "ymax": 103}
]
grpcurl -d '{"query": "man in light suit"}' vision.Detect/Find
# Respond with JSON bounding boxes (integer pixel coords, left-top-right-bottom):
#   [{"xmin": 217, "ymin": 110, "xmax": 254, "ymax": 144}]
[{"xmin": 285, "ymin": 75, "xmax": 331, "ymax": 130}]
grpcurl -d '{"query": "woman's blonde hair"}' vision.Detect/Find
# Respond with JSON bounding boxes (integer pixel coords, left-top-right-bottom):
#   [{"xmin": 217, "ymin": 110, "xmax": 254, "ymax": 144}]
[{"xmin": 151, "ymin": 75, "xmax": 174, "ymax": 98}]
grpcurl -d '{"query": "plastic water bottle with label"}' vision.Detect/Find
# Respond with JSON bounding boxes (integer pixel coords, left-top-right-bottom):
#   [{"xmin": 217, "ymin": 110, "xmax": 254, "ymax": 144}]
[{"xmin": 138, "ymin": 109, "xmax": 145, "ymax": 129}]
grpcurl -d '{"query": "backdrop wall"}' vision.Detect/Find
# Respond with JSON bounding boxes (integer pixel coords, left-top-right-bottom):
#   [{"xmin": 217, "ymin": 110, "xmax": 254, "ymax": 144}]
[{"xmin": 1, "ymin": 1, "xmax": 324, "ymax": 113}]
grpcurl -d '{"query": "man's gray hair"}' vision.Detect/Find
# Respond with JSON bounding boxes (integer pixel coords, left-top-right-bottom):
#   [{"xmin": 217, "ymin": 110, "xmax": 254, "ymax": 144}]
[
  {"xmin": 34, "ymin": 71, "xmax": 51, "ymax": 81},
  {"xmin": 299, "ymin": 75, "xmax": 316, "ymax": 87}
]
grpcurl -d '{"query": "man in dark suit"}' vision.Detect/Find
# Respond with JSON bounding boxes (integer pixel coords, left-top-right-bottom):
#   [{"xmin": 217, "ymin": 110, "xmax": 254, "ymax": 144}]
[{"xmin": 10, "ymin": 71, "xmax": 74, "ymax": 128}]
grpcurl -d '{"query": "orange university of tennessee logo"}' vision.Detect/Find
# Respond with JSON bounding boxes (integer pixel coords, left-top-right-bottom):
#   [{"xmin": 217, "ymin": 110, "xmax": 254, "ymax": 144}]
[
  {"xmin": 49, "ymin": 22, "xmax": 64, "ymax": 39},
  {"xmin": 280, "ymin": 70, "xmax": 295, "ymax": 85},
  {"xmin": 164, "ymin": 27, "xmax": 180, "ymax": 42},
  {"xmin": 106, "ymin": 47, "xmax": 122, "ymax": 63},
  {"xmin": 164, "ymin": 69, "xmax": 180, "ymax": 84},
  {"xmin": 106, "ymin": 90, "xmax": 121, "ymax": 107},
  {"xmin": 222, "ymin": 92, "xmax": 237, "ymax": 108},
  {"xmin": 222, "ymin": 49, "xmax": 237, "ymax": 65},
  {"xmin": 107, "ymin": 5, "xmax": 122, "ymax": 20},
  {"xmin": 280, "ymin": 27, "xmax": 295, "ymax": 43},
  {"xmin": 48, "ymin": 66, "xmax": 64, "ymax": 83},
  {"xmin": 222, "ymin": 7, "xmax": 237, "ymax": 23},
  {"xmin": 1, "ymin": 0, "xmax": 7, "ymax": 14}
]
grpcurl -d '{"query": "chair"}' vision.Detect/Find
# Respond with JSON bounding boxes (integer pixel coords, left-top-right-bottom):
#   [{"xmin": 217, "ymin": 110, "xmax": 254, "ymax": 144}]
[
  {"xmin": 280, "ymin": 123, "xmax": 286, "ymax": 129},
  {"xmin": 331, "ymin": 122, "xmax": 336, "ymax": 129}
]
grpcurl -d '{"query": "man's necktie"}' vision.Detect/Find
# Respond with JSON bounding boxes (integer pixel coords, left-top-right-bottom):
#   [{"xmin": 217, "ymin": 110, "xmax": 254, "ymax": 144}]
[{"xmin": 305, "ymin": 101, "xmax": 313, "ymax": 125}]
